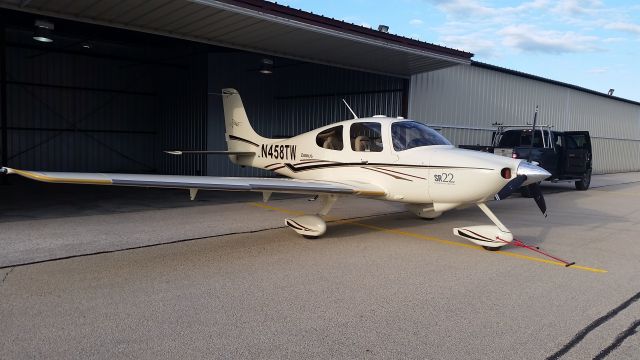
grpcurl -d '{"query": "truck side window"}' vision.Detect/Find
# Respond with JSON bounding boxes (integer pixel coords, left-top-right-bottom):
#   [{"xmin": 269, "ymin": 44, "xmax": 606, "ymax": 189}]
[
  {"xmin": 555, "ymin": 135, "xmax": 563, "ymax": 147},
  {"xmin": 316, "ymin": 126, "xmax": 343, "ymax": 150},
  {"xmin": 519, "ymin": 131, "xmax": 543, "ymax": 147},
  {"xmin": 350, "ymin": 122, "xmax": 383, "ymax": 152},
  {"xmin": 555, "ymin": 135, "xmax": 563, "ymax": 152}
]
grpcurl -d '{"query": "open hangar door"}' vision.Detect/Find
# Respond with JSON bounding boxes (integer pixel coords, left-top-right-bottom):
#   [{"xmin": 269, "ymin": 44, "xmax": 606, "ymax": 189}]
[
  {"xmin": 1, "ymin": 0, "xmax": 472, "ymax": 179},
  {"xmin": 0, "ymin": 9, "xmax": 208, "ymax": 176},
  {"xmin": 0, "ymin": 8, "xmax": 409, "ymax": 179},
  {"xmin": 207, "ymin": 53, "xmax": 407, "ymax": 176}
]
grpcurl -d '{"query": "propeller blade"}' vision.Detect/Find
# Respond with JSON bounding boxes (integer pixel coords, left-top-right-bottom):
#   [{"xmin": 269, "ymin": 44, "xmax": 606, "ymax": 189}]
[
  {"xmin": 528, "ymin": 182, "xmax": 547, "ymax": 216},
  {"xmin": 495, "ymin": 175, "xmax": 527, "ymax": 200}
]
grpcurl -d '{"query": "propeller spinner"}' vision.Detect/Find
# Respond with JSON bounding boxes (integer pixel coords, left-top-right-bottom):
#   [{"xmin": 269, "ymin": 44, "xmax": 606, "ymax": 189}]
[{"xmin": 495, "ymin": 161, "xmax": 550, "ymax": 216}]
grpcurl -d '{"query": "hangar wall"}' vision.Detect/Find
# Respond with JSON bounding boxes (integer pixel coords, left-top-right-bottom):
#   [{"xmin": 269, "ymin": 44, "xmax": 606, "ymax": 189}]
[
  {"xmin": 1, "ymin": 13, "xmax": 208, "ymax": 175},
  {"xmin": 409, "ymin": 64, "xmax": 640, "ymax": 174},
  {"xmin": 207, "ymin": 53, "xmax": 405, "ymax": 176}
]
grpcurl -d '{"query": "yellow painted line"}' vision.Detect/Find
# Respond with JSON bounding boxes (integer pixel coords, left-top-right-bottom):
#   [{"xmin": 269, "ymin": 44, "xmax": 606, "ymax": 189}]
[
  {"xmin": 250, "ymin": 202, "xmax": 608, "ymax": 274},
  {"xmin": 251, "ymin": 202, "xmax": 305, "ymax": 216}
]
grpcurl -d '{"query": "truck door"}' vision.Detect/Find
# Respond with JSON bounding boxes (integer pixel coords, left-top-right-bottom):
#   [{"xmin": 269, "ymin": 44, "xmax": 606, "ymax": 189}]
[
  {"xmin": 563, "ymin": 131, "xmax": 591, "ymax": 175},
  {"xmin": 537, "ymin": 129, "xmax": 558, "ymax": 177}
]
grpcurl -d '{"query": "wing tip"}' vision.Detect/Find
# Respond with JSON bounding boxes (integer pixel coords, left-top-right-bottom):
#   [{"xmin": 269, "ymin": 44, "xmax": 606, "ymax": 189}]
[{"xmin": 2, "ymin": 168, "xmax": 112, "ymax": 185}]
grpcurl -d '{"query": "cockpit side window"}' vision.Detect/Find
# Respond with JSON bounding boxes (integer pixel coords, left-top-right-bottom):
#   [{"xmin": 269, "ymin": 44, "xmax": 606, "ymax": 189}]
[
  {"xmin": 391, "ymin": 121, "xmax": 451, "ymax": 151},
  {"xmin": 316, "ymin": 126, "xmax": 344, "ymax": 150},
  {"xmin": 350, "ymin": 122, "xmax": 383, "ymax": 152}
]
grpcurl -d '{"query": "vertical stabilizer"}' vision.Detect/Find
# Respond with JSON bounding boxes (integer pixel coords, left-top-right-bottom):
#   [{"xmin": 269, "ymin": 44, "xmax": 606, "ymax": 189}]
[{"xmin": 221, "ymin": 89, "xmax": 270, "ymax": 157}]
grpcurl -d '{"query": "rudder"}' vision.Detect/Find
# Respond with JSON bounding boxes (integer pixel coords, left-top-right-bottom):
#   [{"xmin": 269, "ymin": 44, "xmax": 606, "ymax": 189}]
[{"xmin": 221, "ymin": 88, "xmax": 270, "ymax": 154}]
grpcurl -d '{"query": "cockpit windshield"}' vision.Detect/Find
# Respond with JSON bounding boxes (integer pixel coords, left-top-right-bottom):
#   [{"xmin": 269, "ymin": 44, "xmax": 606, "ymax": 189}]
[{"xmin": 391, "ymin": 121, "xmax": 451, "ymax": 151}]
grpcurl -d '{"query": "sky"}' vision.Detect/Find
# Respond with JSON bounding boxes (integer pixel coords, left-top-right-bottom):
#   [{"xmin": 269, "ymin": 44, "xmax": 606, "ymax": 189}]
[{"xmin": 270, "ymin": 0, "xmax": 640, "ymax": 102}]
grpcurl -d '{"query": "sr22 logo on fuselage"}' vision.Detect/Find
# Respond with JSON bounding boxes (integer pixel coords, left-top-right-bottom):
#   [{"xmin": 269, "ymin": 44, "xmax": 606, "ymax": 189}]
[{"xmin": 434, "ymin": 172, "xmax": 455, "ymax": 184}]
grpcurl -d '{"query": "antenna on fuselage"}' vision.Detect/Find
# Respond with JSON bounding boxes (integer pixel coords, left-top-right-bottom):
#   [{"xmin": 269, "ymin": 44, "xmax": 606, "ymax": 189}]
[{"xmin": 342, "ymin": 99, "xmax": 359, "ymax": 119}]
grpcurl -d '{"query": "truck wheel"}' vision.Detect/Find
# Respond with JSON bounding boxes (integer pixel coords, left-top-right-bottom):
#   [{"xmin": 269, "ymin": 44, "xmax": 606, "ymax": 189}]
[
  {"xmin": 575, "ymin": 169, "xmax": 592, "ymax": 191},
  {"xmin": 520, "ymin": 186, "xmax": 533, "ymax": 198}
]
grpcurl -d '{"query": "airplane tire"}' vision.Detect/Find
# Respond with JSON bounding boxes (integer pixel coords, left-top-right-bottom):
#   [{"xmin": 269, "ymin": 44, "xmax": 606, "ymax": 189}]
[
  {"xmin": 483, "ymin": 246, "xmax": 501, "ymax": 251},
  {"xmin": 303, "ymin": 235, "xmax": 320, "ymax": 240},
  {"xmin": 575, "ymin": 169, "xmax": 591, "ymax": 191}
]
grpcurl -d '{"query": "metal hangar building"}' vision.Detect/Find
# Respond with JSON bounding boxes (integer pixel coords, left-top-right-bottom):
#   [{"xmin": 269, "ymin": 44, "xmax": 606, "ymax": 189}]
[{"xmin": 0, "ymin": 0, "xmax": 638, "ymax": 177}]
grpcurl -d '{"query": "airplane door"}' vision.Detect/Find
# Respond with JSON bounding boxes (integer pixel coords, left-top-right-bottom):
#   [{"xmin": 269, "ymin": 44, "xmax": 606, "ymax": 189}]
[
  {"xmin": 562, "ymin": 132, "xmax": 591, "ymax": 175},
  {"xmin": 346, "ymin": 121, "xmax": 395, "ymax": 164}
]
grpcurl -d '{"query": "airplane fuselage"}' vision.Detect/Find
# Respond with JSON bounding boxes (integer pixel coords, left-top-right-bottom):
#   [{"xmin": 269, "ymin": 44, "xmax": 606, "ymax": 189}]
[{"xmin": 232, "ymin": 117, "xmax": 522, "ymax": 210}]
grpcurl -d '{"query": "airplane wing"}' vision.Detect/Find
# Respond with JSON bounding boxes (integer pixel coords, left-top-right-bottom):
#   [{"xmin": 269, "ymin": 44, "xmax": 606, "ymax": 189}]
[{"xmin": 0, "ymin": 167, "xmax": 386, "ymax": 197}]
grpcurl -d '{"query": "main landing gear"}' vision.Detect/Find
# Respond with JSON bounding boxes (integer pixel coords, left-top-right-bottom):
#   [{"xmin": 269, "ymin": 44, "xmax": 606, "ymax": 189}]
[{"xmin": 284, "ymin": 195, "xmax": 337, "ymax": 238}]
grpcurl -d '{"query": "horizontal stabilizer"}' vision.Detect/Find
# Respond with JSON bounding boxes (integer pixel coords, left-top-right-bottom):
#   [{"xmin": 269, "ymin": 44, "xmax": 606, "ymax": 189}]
[{"xmin": 164, "ymin": 150, "xmax": 255, "ymax": 156}]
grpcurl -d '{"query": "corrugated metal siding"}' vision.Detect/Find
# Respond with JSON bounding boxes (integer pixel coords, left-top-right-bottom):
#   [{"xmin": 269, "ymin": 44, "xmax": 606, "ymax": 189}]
[
  {"xmin": 6, "ymin": 45, "xmax": 157, "ymax": 172},
  {"xmin": 591, "ymin": 138, "xmax": 640, "ymax": 174},
  {"xmin": 3, "ymin": 26, "xmax": 207, "ymax": 174},
  {"xmin": 207, "ymin": 53, "xmax": 404, "ymax": 176},
  {"xmin": 409, "ymin": 65, "xmax": 640, "ymax": 174},
  {"xmin": 158, "ymin": 51, "xmax": 208, "ymax": 175}
]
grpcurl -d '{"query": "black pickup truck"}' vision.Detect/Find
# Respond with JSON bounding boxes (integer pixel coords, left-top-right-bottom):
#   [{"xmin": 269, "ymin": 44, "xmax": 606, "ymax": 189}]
[{"xmin": 460, "ymin": 127, "xmax": 592, "ymax": 193}]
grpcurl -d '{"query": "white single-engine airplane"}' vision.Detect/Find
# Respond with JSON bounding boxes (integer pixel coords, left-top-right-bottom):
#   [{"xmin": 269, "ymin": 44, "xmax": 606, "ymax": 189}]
[{"xmin": 1, "ymin": 88, "xmax": 551, "ymax": 251}]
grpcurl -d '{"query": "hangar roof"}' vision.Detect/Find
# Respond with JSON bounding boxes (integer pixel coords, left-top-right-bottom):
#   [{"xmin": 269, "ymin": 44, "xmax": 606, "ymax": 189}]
[{"xmin": 0, "ymin": 0, "xmax": 473, "ymax": 78}]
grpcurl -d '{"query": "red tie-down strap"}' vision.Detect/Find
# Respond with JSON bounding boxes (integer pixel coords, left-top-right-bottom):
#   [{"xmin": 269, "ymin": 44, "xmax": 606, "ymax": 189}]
[{"xmin": 495, "ymin": 237, "xmax": 575, "ymax": 267}]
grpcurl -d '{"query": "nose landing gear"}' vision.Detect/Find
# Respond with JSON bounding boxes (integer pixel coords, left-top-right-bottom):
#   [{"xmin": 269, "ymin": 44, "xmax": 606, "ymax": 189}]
[{"xmin": 453, "ymin": 203, "xmax": 512, "ymax": 250}]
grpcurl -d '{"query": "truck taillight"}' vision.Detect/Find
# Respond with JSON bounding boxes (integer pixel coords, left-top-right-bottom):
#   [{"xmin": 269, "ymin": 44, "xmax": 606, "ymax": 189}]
[
  {"xmin": 501, "ymin": 168, "xmax": 511, "ymax": 179},
  {"xmin": 511, "ymin": 151, "xmax": 517, "ymax": 159}
]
